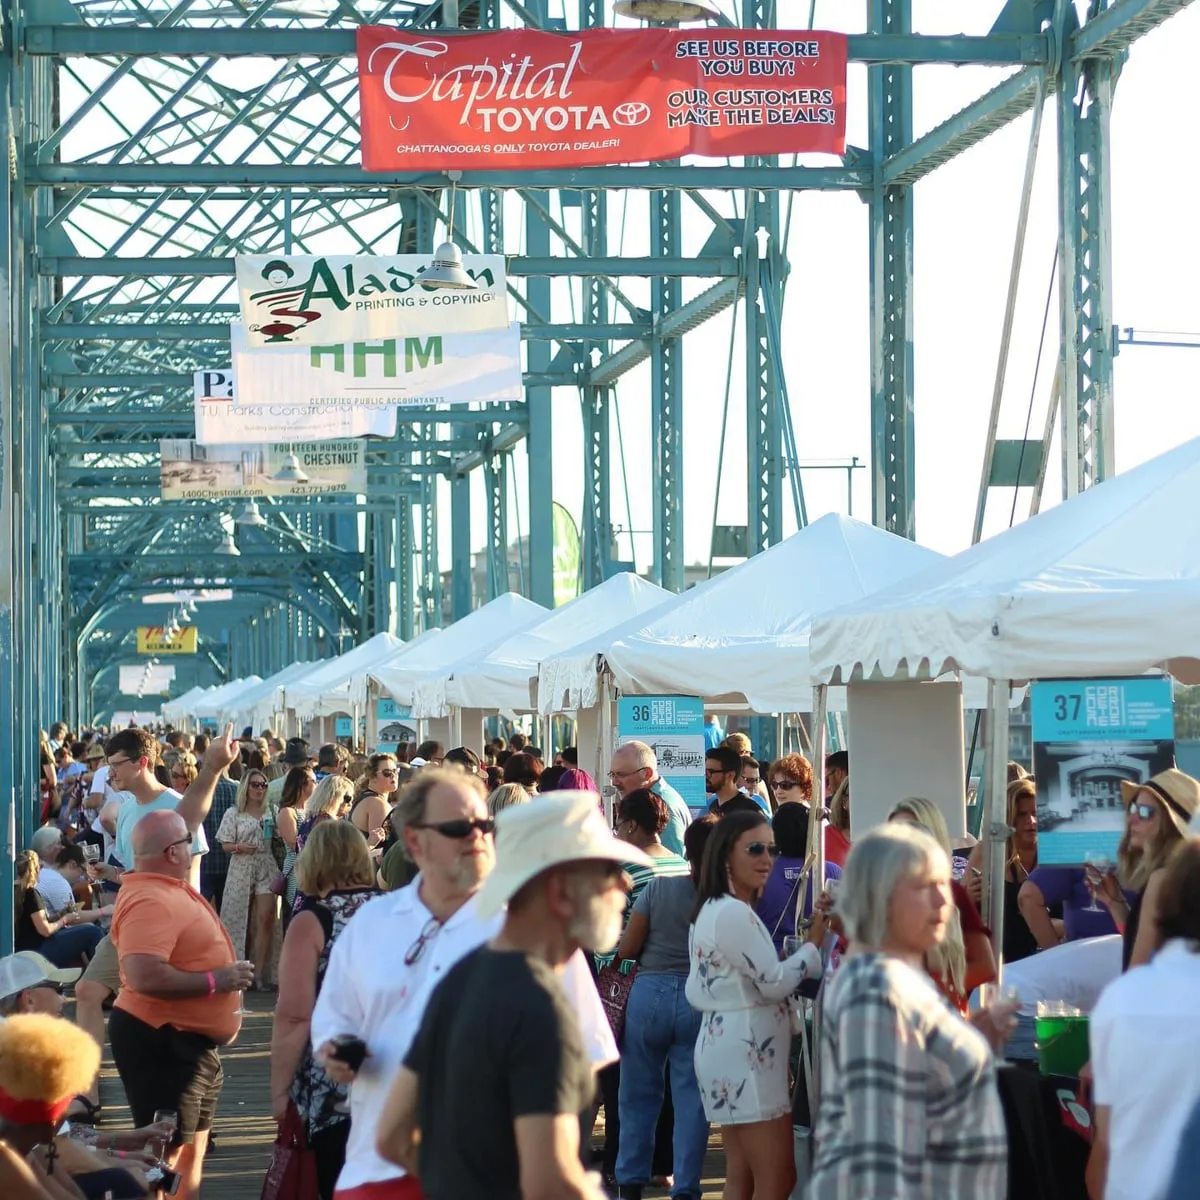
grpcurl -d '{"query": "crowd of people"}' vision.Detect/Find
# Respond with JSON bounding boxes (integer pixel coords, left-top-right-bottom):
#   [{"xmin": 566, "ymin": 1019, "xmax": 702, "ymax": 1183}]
[{"xmin": 7, "ymin": 718, "xmax": 1200, "ymax": 1200}]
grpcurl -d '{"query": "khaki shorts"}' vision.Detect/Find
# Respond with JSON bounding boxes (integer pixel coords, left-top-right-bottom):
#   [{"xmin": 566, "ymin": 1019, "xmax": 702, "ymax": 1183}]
[{"xmin": 80, "ymin": 933, "xmax": 122, "ymax": 996}]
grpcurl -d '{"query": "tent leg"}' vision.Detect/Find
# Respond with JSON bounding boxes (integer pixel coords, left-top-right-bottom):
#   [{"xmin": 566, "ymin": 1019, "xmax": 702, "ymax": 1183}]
[{"xmin": 983, "ymin": 680, "xmax": 1012, "ymax": 981}]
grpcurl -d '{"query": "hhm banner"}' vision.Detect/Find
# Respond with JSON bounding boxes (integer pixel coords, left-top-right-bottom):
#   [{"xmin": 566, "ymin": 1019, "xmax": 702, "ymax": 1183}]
[
  {"xmin": 617, "ymin": 695, "xmax": 708, "ymax": 815},
  {"xmin": 357, "ymin": 27, "xmax": 848, "ymax": 172},
  {"xmin": 1030, "ymin": 676, "xmax": 1175, "ymax": 866},
  {"xmin": 160, "ymin": 440, "xmax": 368, "ymax": 501},
  {"xmin": 136, "ymin": 627, "xmax": 198, "ymax": 655},
  {"xmin": 230, "ymin": 322, "xmax": 523, "ymax": 413},
  {"xmin": 235, "ymin": 253, "xmax": 510, "ymax": 348}
]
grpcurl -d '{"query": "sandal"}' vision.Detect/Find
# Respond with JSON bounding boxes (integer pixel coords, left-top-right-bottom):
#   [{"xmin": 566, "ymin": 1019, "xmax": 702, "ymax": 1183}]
[{"xmin": 68, "ymin": 1096, "xmax": 102, "ymax": 1126}]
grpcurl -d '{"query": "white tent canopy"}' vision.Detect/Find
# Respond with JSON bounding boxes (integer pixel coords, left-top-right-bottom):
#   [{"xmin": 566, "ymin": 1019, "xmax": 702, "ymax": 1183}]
[
  {"xmin": 412, "ymin": 574, "xmax": 671, "ymax": 717},
  {"xmin": 218, "ymin": 661, "xmax": 319, "ymax": 731},
  {"xmin": 161, "ymin": 685, "xmax": 207, "ymax": 723},
  {"xmin": 809, "ymin": 435, "xmax": 1200, "ymax": 686},
  {"xmin": 287, "ymin": 633, "xmax": 406, "ymax": 719},
  {"xmin": 191, "ymin": 676, "xmax": 261, "ymax": 723},
  {"xmin": 597, "ymin": 513, "xmax": 945, "ymax": 712},
  {"xmin": 370, "ymin": 593, "xmax": 548, "ymax": 707}
]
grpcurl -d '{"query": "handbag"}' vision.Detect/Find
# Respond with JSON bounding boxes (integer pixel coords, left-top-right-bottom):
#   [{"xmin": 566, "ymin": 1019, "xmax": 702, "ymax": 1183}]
[
  {"xmin": 268, "ymin": 869, "xmax": 289, "ymax": 898},
  {"xmin": 596, "ymin": 959, "xmax": 637, "ymax": 1042},
  {"xmin": 261, "ymin": 1102, "xmax": 319, "ymax": 1200}
]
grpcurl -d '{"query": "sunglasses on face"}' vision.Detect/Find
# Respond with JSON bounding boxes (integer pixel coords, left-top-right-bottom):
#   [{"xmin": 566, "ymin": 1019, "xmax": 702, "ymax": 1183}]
[
  {"xmin": 165, "ymin": 836, "xmax": 192, "ymax": 853},
  {"xmin": 378, "ymin": 769, "xmax": 397, "ymax": 778},
  {"xmin": 1129, "ymin": 800, "xmax": 1158, "ymax": 821},
  {"xmin": 34, "ymin": 982, "xmax": 66, "ymax": 996},
  {"xmin": 771, "ymin": 779, "xmax": 798, "ymax": 791},
  {"xmin": 413, "ymin": 818, "xmax": 495, "ymax": 839},
  {"xmin": 744, "ymin": 841, "xmax": 780, "ymax": 859}
]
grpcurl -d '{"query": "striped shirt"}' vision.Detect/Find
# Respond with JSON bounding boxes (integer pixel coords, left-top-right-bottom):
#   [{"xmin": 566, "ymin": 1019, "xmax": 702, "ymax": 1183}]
[{"xmin": 810, "ymin": 953, "xmax": 1007, "ymax": 1200}]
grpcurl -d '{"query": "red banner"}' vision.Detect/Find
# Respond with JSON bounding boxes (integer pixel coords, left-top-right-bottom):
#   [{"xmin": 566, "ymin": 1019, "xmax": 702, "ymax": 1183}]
[{"xmin": 357, "ymin": 27, "xmax": 847, "ymax": 171}]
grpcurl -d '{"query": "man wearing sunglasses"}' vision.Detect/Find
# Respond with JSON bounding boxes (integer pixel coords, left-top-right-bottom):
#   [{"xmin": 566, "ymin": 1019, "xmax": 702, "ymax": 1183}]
[
  {"xmin": 311, "ymin": 771, "xmax": 614, "ymax": 1200},
  {"xmin": 0, "ymin": 951, "xmax": 81, "ymax": 1019},
  {"xmin": 377, "ymin": 792, "xmax": 646, "ymax": 1200}
]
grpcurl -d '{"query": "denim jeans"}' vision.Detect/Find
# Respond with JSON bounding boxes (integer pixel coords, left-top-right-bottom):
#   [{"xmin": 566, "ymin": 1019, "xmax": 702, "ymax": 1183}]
[
  {"xmin": 38, "ymin": 923, "xmax": 105, "ymax": 968},
  {"xmin": 616, "ymin": 972, "xmax": 709, "ymax": 1199}
]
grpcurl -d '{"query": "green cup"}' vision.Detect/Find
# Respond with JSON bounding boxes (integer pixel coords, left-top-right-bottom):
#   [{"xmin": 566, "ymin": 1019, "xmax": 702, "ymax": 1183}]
[{"xmin": 1035, "ymin": 1006, "xmax": 1090, "ymax": 1077}]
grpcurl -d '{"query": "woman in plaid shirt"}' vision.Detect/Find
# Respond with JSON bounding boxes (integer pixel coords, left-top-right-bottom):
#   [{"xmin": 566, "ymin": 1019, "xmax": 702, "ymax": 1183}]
[{"xmin": 810, "ymin": 823, "xmax": 1008, "ymax": 1199}]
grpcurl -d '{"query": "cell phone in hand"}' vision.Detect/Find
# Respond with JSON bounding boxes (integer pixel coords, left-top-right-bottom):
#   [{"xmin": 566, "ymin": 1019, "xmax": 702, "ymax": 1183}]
[{"xmin": 328, "ymin": 1035, "xmax": 368, "ymax": 1071}]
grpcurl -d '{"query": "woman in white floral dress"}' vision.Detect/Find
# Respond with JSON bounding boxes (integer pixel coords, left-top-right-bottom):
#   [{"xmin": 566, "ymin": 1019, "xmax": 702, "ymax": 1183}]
[
  {"xmin": 686, "ymin": 810, "xmax": 824, "ymax": 1200},
  {"xmin": 216, "ymin": 768, "xmax": 279, "ymax": 988}
]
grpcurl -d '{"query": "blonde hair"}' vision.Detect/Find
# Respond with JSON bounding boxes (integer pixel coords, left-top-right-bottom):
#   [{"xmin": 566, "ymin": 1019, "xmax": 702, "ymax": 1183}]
[
  {"xmin": 887, "ymin": 797, "xmax": 966, "ymax": 998},
  {"xmin": 488, "ymin": 783, "xmax": 530, "ymax": 816},
  {"xmin": 171, "ymin": 752, "xmax": 198, "ymax": 787},
  {"xmin": 305, "ymin": 775, "xmax": 354, "ymax": 820},
  {"xmin": 839, "ymin": 823, "xmax": 946, "ymax": 947},
  {"xmin": 1006, "ymin": 778, "xmax": 1038, "ymax": 872},
  {"xmin": 354, "ymin": 754, "xmax": 399, "ymax": 798},
  {"xmin": 295, "ymin": 819, "xmax": 375, "ymax": 897},
  {"xmin": 0, "ymin": 1014, "xmax": 101, "ymax": 1109},
  {"xmin": 235, "ymin": 766, "xmax": 271, "ymax": 813},
  {"xmin": 1118, "ymin": 791, "xmax": 1185, "ymax": 893},
  {"xmin": 14, "ymin": 852, "xmax": 39, "ymax": 910}
]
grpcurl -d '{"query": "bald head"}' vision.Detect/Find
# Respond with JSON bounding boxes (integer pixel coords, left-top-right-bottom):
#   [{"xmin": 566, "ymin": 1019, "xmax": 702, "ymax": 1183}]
[{"xmin": 132, "ymin": 808, "xmax": 190, "ymax": 866}]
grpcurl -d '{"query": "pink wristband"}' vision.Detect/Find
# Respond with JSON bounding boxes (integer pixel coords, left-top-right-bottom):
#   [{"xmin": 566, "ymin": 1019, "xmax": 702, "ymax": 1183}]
[{"xmin": 206, "ymin": 970, "xmax": 217, "ymax": 996}]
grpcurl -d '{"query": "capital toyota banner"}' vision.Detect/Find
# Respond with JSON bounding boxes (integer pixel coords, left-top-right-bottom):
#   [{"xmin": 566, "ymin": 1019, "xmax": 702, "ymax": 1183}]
[
  {"xmin": 235, "ymin": 253, "xmax": 509, "ymax": 348},
  {"xmin": 357, "ymin": 27, "xmax": 847, "ymax": 171},
  {"xmin": 231, "ymin": 321, "xmax": 523, "ymax": 411}
]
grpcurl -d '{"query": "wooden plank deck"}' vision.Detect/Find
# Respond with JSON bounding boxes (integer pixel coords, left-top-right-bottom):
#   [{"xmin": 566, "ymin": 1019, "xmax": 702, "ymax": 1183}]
[{"xmin": 86, "ymin": 993, "xmax": 730, "ymax": 1198}]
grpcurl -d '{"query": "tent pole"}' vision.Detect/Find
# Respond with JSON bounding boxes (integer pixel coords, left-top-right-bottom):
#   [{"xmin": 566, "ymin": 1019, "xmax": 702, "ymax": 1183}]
[
  {"xmin": 983, "ymin": 680, "xmax": 1011, "ymax": 980},
  {"xmin": 807, "ymin": 683, "xmax": 828, "ymax": 1111}
]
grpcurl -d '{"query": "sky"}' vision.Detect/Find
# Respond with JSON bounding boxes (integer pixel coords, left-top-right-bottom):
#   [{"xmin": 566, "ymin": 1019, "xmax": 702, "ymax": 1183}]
[{"xmin": 488, "ymin": 0, "xmax": 1200, "ymax": 576}]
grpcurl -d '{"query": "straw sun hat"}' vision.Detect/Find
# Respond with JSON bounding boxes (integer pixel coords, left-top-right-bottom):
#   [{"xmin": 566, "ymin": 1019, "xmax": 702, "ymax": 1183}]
[{"xmin": 1120, "ymin": 768, "xmax": 1200, "ymax": 838}]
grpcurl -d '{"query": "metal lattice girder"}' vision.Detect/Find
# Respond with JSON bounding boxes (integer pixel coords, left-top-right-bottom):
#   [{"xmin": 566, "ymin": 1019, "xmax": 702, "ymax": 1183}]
[
  {"xmin": 869, "ymin": 0, "xmax": 917, "ymax": 539},
  {"xmin": 483, "ymin": 452, "xmax": 510, "ymax": 601},
  {"xmin": 1070, "ymin": 0, "xmax": 1196, "ymax": 57},
  {"xmin": 650, "ymin": 188, "xmax": 683, "ymax": 594},
  {"xmin": 581, "ymin": 386, "xmax": 611, "ymax": 589},
  {"xmin": 1057, "ymin": 1, "xmax": 1118, "ymax": 496}
]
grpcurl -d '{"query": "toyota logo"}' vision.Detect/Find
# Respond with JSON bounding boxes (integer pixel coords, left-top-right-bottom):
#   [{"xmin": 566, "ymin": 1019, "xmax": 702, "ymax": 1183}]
[{"xmin": 613, "ymin": 101, "xmax": 651, "ymax": 127}]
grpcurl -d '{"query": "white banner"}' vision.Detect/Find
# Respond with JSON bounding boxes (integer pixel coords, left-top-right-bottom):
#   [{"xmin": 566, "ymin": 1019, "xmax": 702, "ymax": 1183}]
[
  {"xmin": 160, "ymin": 440, "xmax": 367, "ymax": 500},
  {"xmin": 194, "ymin": 363, "xmax": 399, "ymax": 446},
  {"xmin": 120, "ymin": 664, "xmax": 176, "ymax": 696},
  {"xmin": 236, "ymin": 253, "xmax": 510, "ymax": 348},
  {"xmin": 231, "ymin": 322, "xmax": 524, "ymax": 410}
]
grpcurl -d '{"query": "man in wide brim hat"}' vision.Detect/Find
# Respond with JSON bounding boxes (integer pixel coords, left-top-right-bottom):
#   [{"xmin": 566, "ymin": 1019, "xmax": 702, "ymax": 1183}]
[
  {"xmin": 377, "ymin": 792, "xmax": 649, "ymax": 1199},
  {"xmin": 280, "ymin": 737, "xmax": 311, "ymax": 767}
]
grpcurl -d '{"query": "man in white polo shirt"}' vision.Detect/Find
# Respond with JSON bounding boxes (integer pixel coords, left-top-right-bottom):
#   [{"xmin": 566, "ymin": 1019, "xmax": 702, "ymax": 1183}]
[{"xmin": 311, "ymin": 770, "xmax": 613, "ymax": 1200}]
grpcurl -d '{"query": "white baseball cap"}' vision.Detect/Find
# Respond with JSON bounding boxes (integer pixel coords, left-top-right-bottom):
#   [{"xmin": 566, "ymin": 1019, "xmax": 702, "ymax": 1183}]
[
  {"xmin": 0, "ymin": 952, "xmax": 82, "ymax": 1001},
  {"xmin": 475, "ymin": 791, "xmax": 653, "ymax": 920}
]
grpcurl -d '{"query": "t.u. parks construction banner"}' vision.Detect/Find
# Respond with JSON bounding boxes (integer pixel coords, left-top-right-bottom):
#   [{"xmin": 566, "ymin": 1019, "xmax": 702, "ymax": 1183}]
[{"xmin": 357, "ymin": 27, "xmax": 847, "ymax": 171}]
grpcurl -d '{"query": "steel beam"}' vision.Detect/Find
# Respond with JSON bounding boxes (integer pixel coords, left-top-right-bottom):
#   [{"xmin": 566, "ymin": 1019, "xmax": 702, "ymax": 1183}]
[
  {"xmin": 524, "ymin": 189, "xmax": 555, "ymax": 608},
  {"xmin": 589, "ymin": 278, "xmax": 742, "ymax": 387},
  {"xmin": 1070, "ymin": 0, "xmax": 1195, "ymax": 59},
  {"xmin": 28, "ymin": 164, "xmax": 870, "ymax": 191},
  {"xmin": 38, "ymin": 255, "xmax": 739, "ymax": 278},
  {"xmin": 43, "ymin": 321, "xmax": 649, "ymax": 342},
  {"xmin": 51, "ymin": 407, "xmax": 527, "ymax": 427},
  {"xmin": 1057, "ymin": 2, "xmax": 1117, "ymax": 496},
  {"xmin": 649, "ymin": 188, "xmax": 684, "ymax": 593},
  {"xmin": 882, "ymin": 67, "xmax": 1053, "ymax": 186},
  {"xmin": 22, "ymin": 26, "xmax": 1050, "ymax": 62},
  {"xmin": 869, "ymin": 0, "xmax": 917, "ymax": 538}
]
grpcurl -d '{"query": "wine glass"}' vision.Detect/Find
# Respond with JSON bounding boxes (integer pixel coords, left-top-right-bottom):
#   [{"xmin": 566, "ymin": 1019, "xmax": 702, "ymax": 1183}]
[
  {"xmin": 1083, "ymin": 853, "xmax": 1113, "ymax": 913},
  {"xmin": 150, "ymin": 1109, "xmax": 178, "ymax": 1160}
]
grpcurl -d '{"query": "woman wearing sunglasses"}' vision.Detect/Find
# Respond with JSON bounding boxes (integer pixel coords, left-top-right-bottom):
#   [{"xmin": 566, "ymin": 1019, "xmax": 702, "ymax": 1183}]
[
  {"xmin": 216, "ymin": 770, "xmax": 280, "ymax": 990},
  {"xmin": 348, "ymin": 754, "xmax": 400, "ymax": 852},
  {"xmin": 1090, "ymin": 768, "xmax": 1200, "ymax": 970},
  {"xmin": 686, "ymin": 811, "xmax": 823, "ymax": 1200}
]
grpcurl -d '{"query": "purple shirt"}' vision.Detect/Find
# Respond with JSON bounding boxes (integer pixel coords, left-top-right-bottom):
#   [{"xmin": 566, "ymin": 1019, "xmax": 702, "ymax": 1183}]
[
  {"xmin": 1027, "ymin": 865, "xmax": 1126, "ymax": 941},
  {"xmin": 757, "ymin": 856, "xmax": 843, "ymax": 953}
]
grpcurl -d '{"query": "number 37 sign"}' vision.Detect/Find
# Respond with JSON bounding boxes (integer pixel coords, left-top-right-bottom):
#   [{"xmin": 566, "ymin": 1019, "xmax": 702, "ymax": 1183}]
[{"xmin": 1030, "ymin": 676, "xmax": 1175, "ymax": 865}]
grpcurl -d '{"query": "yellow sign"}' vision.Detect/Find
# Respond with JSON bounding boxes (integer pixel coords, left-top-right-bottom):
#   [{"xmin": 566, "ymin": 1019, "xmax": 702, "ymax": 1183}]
[{"xmin": 136, "ymin": 626, "xmax": 198, "ymax": 655}]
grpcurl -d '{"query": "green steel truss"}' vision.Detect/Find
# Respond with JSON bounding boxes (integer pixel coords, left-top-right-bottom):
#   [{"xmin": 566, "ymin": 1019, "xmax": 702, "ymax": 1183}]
[{"xmin": 0, "ymin": 0, "xmax": 1194, "ymax": 923}]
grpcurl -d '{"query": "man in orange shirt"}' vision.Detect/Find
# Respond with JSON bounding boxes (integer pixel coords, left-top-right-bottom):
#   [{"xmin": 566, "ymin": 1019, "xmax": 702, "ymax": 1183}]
[{"xmin": 109, "ymin": 809, "xmax": 254, "ymax": 1200}]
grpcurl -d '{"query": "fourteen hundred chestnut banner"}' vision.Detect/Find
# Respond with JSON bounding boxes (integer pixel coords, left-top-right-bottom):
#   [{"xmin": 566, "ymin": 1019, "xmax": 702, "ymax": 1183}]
[{"xmin": 357, "ymin": 27, "xmax": 848, "ymax": 171}]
